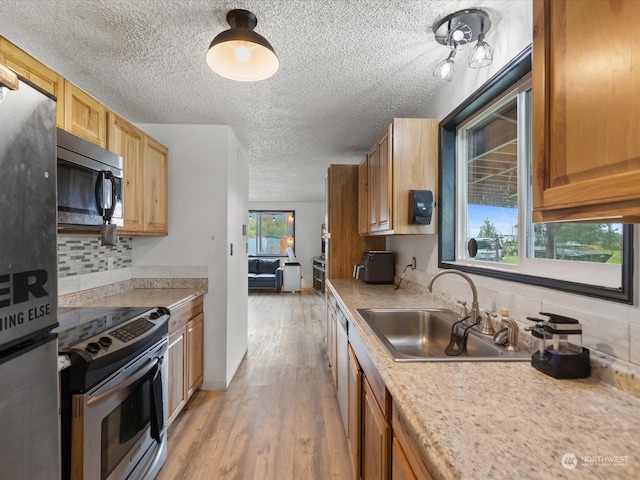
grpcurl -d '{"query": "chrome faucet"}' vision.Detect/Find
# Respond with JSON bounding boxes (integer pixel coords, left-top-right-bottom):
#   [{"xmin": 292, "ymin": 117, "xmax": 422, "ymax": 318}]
[
  {"xmin": 426, "ymin": 270, "xmax": 481, "ymax": 323},
  {"xmin": 500, "ymin": 317, "xmax": 521, "ymax": 351}
]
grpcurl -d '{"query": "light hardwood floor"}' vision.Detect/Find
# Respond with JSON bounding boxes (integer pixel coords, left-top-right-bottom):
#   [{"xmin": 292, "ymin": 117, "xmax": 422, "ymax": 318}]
[{"xmin": 157, "ymin": 291, "xmax": 353, "ymax": 480}]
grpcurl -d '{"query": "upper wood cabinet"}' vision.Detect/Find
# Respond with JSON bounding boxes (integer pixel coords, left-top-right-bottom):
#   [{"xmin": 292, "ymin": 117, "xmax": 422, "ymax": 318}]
[
  {"xmin": 107, "ymin": 111, "xmax": 145, "ymax": 233},
  {"xmin": 361, "ymin": 118, "xmax": 439, "ymax": 235},
  {"xmin": 326, "ymin": 164, "xmax": 386, "ymax": 280},
  {"xmin": 143, "ymin": 135, "xmax": 169, "ymax": 234},
  {"xmin": 107, "ymin": 111, "xmax": 169, "ymax": 235},
  {"xmin": 532, "ymin": 0, "xmax": 640, "ymax": 222},
  {"xmin": 369, "ymin": 125, "xmax": 393, "ymax": 233},
  {"xmin": 0, "ymin": 36, "xmax": 65, "ymax": 127},
  {"xmin": 64, "ymin": 81, "xmax": 107, "ymax": 148},
  {"xmin": 358, "ymin": 156, "xmax": 369, "ymax": 235}
]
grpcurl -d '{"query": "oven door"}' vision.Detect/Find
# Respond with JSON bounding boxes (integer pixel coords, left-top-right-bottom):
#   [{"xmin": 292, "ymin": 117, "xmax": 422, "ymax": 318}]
[{"xmin": 71, "ymin": 339, "xmax": 168, "ymax": 480}]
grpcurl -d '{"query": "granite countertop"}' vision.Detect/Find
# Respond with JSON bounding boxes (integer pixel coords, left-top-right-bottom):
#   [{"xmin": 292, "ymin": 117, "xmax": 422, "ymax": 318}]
[
  {"xmin": 74, "ymin": 288, "xmax": 204, "ymax": 312},
  {"xmin": 328, "ymin": 279, "xmax": 640, "ymax": 479}
]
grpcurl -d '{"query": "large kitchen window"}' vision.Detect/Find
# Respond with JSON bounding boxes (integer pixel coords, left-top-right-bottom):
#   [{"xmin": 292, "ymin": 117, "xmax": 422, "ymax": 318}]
[
  {"xmin": 439, "ymin": 47, "xmax": 633, "ymax": 303},
  {"xmin": 247, "ymin": 210, "xmax": 295, "ymax": 256}
]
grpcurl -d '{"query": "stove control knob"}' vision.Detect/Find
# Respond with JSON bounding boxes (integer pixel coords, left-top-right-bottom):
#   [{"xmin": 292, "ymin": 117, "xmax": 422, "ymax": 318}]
[
  {"xmin": 86, "ymin": 342, "xmax": 101, "ymax": 354},
  {"xmin": 99, "ymin": 336, "xmax": 113, "ymax": 347},
  {"xmin": 149, "ymin": 311, "xmax": 160, "ymax": 320}
]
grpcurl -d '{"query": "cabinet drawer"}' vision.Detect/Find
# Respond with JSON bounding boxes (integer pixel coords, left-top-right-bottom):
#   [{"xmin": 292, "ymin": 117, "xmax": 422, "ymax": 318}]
[{"xmin": 169, "ymin": 295, "xmax": 204, "ymax": 332}]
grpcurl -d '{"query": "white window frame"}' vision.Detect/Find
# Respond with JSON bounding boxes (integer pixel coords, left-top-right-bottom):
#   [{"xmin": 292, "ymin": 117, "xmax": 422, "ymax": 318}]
[{"xmin": 452, "ymin": 74, "xmax": 622, "ymax": 289}]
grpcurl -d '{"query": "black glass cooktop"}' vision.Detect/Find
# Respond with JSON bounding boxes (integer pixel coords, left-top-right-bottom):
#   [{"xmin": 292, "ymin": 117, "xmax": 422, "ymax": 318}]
[{"xmin": 55, "ymin": 306, "xmax": 152, "ymax": 349}]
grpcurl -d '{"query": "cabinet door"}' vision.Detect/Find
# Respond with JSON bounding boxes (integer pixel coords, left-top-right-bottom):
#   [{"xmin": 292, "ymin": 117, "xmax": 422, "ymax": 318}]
[
  {"xmin": 348, "ymin": 346, "xmax": 362, "ymax": 479},
  {"xmin": 186, "ymin": 313, "xmax": 204, "ymax": 397},
  {"xmin": 376, "ymin": 126, "xmax": 393, "ymax": 232},
  {"xmin": 107, "ymin": 111, "xmax": 145, "ymax": 233},
  {"xmin": 143, "ymin": 135, "xmax": 169, "ymax": 234},
  {"xmin": 391, "ymin": 401, "xmax": 434, "ymax": 480},
  {"xmin": 391, "ymin": 437, "xmax": 416, "ymax": 480},
  {"xmin": 368, "ymin": 125, "xmax": 393, "ymax": 233},
  {"xmin": 64, "ymin": 81, "xmax": 106, "ymax": 148},
  {"xmin": 532, "ymin": 0, "xmax": 640, "ymax": 222},
  {"xmin": 358, "ymin": 156, "xmax": 369, "ymax": 235},
  {"xmin": 362, "ymin": 378, "xmax": 390, "ymax": 480},
  {"xmin": 167, "ymin": 326, "xmax": 187, "ymax": 427},
  {"xmin": 368, "ymin": 145, "xmax": 379, "ymax": 232},
  {"xmin": 392, "ymin": 118, "xmax": 439, "ymax": 235},
  {"xmin": 0, "ymin": 37, "xmax": 65, "ymax": 127}
]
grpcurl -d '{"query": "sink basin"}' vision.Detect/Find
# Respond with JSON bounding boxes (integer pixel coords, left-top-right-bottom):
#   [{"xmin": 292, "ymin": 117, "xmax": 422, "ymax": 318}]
[{"xmin": 356, "ymin": 308, "xmax": 530, "ymax": 362}]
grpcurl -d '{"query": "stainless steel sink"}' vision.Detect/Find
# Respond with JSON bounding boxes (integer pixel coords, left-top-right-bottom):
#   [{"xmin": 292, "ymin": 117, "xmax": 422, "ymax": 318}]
[{"xmin": 356, "ymin": 308, "xmax": 530, "ymax": 362}]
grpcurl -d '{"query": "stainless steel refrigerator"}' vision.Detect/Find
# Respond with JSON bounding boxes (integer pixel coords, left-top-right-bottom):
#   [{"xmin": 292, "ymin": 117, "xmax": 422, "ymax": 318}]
[{"xmin": 0, "ymin": 65, "xmax": 60, "ymax": 479}]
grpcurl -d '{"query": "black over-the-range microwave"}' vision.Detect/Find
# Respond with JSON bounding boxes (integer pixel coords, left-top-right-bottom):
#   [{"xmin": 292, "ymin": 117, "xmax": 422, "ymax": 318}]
[{"xmin": 56, "ymin": 128, "xmax": 124, "ymax": 229}]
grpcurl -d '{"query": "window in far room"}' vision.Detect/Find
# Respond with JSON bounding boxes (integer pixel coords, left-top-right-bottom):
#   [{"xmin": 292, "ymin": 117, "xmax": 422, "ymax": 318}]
[{"xmin": 247, "ymin": 210, "xmax": 295, "ymax": 256}]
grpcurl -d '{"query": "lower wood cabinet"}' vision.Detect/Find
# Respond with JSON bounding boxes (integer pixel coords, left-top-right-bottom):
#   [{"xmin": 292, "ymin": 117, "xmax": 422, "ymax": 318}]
[
  {"xmin": 392, "ymin": 437, "xmax": 416, "ymax": 480},
  {"xmin": 167, "ymin": 325, "xmax": 187, "ymax": 424},
  {"xmin": 348, "ymin": 345, "xmax": 362, "ymax": 478},
  {"xmin": 362, "ymin": 377, "xmax": 391, "ymax": 480},
  {"xmin": 167, "ymin": 296, "xmax": 204, "ymax": 427},
  {"xmin": 186, "ymin": 312, "xmax": 204, "ymax": 398},
  {"xmin": 391, "ymin": 402, "xmax": 434, "ymax": 480}
]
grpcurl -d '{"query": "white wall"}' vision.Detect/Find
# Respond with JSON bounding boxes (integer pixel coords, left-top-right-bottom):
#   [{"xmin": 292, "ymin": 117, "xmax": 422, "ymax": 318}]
[
  {"xmin": 248, "ymin": 201, "xmax": 325, "ymax": 289},
  {"xmin": 225, "ymin": 129, "xmax": 250, "ymax": 382},
  {"xmin": 133, "ymin": 124, "xmax": 248, "ymax": 390},
  {"xmin": 389, "ymin": 0, "xmax": 640, "ymax": 367}
]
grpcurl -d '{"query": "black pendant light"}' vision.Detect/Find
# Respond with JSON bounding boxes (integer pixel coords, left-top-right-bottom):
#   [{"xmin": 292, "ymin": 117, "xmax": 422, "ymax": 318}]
[{"xmin": 206, "ymin": 9, "xmax": 279, "ymax": 82}]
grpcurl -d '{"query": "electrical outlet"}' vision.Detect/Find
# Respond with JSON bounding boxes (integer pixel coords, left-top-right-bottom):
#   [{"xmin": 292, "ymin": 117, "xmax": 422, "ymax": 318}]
[
  {"xmin": 411, "ymin": 257, "xmax": 416, "ymax": 270},
  {"xmin": 107, "ymin": 257, "xmax": 114, "ymax": 270}
]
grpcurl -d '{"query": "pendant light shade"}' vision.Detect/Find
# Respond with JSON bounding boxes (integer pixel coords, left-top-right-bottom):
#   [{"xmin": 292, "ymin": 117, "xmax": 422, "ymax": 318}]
[
  {"xmin": 206, "ymin": 9, "xmax": 279, "ymax": 82},
  {"xmin": 432, "ymin": 51, "xmax": 456, "ymax": 81},
  {"xmin": 468, "ymin": 33, "xmax": 494, "ymax": 68}
]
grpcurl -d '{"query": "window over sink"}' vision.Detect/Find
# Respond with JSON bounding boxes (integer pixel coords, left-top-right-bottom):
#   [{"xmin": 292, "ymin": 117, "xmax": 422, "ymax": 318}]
[{"xmin": 439, "ymin": 47, "xmax": 633, "ymax": 303}]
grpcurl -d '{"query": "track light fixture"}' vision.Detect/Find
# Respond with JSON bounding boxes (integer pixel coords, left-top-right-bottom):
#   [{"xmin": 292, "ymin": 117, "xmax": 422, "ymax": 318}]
[
  {"xmin": 206, "ymin": 9, "xmax": 279, "ymax": 82},
  {"xmin": 432, "ymin": 9, "xmax": 493, "ymax": 81}
]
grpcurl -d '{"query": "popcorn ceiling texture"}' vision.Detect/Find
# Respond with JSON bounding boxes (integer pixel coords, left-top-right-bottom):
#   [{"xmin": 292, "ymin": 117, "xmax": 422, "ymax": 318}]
[{"xmin": 0, "ymin": 0, "xmax": 514, "ymax": 202}]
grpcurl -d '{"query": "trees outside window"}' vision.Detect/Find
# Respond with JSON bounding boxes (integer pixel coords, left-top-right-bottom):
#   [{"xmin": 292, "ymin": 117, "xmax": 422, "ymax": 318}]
[{"xmin": 248, "ymin": 211, "xmax": 295, "ymax": 256}]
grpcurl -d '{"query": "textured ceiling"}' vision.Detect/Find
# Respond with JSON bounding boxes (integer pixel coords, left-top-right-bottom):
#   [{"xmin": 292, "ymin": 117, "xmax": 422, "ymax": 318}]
[{"xmin": 0, "ymin": 0, "xmax": 513, "ymax": 202}]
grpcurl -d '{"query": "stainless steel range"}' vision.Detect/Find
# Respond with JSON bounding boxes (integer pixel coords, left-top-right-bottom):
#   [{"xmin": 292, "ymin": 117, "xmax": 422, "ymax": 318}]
[{"xmin": 57, "ymin": 306, "xmax": 170, "ymax": 480}]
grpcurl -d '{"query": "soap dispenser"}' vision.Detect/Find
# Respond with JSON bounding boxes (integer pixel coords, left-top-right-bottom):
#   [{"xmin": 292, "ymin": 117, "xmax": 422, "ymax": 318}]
[{"xmin": 527, "ymin": 312, "xmax": 591, "ymax": 379}]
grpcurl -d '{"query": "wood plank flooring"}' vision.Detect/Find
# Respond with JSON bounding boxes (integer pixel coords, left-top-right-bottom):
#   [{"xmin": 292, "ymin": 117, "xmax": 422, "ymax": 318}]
[{"xmin": 157, "ymin": 291, "xmax": 353, "ymax": 480}]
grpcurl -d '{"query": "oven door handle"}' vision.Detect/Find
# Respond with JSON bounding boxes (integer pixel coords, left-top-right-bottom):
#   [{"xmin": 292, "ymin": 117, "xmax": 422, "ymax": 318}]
[{"xmin": 87, "ymin": 357, "xmax": 159, "ymax": 408}]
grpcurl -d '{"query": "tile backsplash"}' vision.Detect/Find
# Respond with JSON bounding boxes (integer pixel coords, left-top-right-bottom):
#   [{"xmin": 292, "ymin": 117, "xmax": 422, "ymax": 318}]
[{"xmin": 57, "ymin": 235, "xmax": 132, "ymax": 278}]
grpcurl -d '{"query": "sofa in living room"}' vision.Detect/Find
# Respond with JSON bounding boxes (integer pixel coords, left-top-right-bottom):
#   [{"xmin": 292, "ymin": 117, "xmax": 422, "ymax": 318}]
[{"xmin": 248, "ymin": 257, "xmax": 283, "ymax": 291}]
